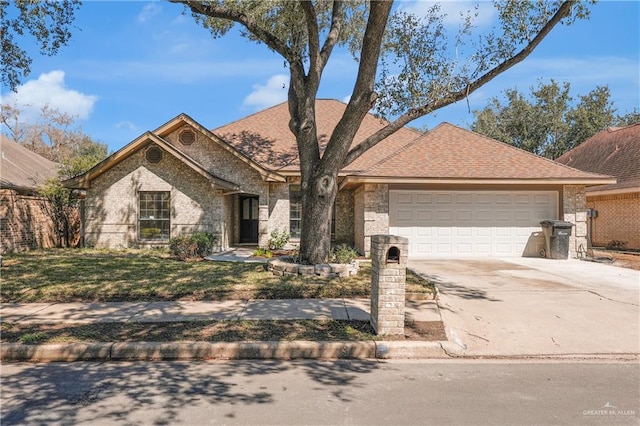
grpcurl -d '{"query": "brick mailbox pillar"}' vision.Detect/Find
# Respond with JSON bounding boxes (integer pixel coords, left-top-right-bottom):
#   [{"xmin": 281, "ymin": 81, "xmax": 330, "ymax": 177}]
[{"xmin": 370, "ymin": 234, "xmax": 408, "ymax": 335}]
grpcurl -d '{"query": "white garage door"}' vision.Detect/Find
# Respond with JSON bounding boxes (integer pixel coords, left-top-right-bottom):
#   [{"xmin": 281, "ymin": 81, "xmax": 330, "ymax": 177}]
[{"xmin": 389, "ymin": 190, "xmax": 558, "ymax": 258}]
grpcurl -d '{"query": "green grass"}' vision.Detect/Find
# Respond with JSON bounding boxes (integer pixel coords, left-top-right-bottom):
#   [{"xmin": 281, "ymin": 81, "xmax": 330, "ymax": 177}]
[{"xmin": 0, "ymin": 249, "xmax": 435, "ymax": 303}]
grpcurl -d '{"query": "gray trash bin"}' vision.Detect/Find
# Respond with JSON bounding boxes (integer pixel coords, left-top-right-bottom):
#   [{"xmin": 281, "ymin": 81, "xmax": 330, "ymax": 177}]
[{"xmin": 540, "ymin": 220, "xmax": 573, "ymax": 259}]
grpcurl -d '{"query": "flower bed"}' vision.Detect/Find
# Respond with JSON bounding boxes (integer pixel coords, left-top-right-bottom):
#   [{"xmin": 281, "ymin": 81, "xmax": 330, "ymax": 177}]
[{"xmin": 266, "ymin": 258, "xmax": 360, "ymax": 278}]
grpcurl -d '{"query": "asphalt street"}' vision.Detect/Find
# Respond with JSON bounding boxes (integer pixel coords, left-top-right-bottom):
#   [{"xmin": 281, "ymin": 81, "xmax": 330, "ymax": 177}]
[{"xmin": 2, "ymin": 360, "xmax": 639, "ymax": 425}]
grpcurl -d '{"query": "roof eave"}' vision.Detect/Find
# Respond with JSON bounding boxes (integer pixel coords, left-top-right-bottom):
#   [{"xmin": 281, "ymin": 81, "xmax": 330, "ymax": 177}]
[
  {"xmin": 338, "ymin": 176, "xmax": 617, "ymax": 190},
  {"xmin": 586, "ymin": 185, "xmax": 640, "ymax": 197}
]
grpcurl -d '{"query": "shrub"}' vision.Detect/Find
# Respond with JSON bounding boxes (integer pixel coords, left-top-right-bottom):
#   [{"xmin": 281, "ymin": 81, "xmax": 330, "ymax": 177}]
[
  {"xmin": 169, "ymin": 233, "xmax": 216, "ymax": 260},
  {"xmin": 268, "ymin": 229, "xmax": 290, "ymax": 250},
  {"xmin": 329, "ymin": 244, "xmax": 358, "ymax": 264},
  {"xmin": 252, "ymin": 247, "xmax": 273, "ymax": 258},
  {"xmin": 606, "ymin": 240, "xmax": 627, "ymax": 251}
]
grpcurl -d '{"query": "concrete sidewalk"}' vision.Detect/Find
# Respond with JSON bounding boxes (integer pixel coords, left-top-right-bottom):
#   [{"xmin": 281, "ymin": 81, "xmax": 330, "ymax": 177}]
[
  {"xmin": 0, "ymin": 298, "xmax": 440, "ymax": 324},
  {"xmin": 0, "ymin": 299, "xmax": 448, "ymax": 362}
]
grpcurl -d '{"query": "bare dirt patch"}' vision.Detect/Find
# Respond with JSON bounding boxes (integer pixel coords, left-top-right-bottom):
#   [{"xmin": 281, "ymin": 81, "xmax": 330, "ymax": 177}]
[{"xmin": 591, "ymin": 249, "xmax": 640, "ymax": 271}]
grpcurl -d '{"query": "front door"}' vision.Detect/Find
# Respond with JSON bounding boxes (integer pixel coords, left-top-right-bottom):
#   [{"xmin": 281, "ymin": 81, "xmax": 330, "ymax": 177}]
[{"xmin": 239, "ymin": 196, "xmax": 259, "ymax": 243}]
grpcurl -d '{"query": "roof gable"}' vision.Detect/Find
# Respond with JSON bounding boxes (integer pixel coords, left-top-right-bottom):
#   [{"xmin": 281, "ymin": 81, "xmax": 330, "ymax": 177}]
[
  {"xmin": 154, "ymin": 114, "xmax": 285, "ymax": 182},
  {"xmin": 0, "ymin": 135, "xmax": 60, "ymax": 191},
  {"xmin": 355, "ymin": 123, "xmax": 614, "ymax": 182},
  {"xmin": 64, "ymin": 131, "xmax": 238, "ymax": 191},
  {"xmin": 555, "ymin": 124, "xmax": 640, "ymax": 191}
]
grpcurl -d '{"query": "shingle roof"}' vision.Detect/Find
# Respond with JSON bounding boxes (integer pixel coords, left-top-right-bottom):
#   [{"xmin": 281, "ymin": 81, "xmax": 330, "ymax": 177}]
[
  {"xmin": 212, "ymin": 99, "xmax": 422, "ymax": 172},
  {"xmin": 0, "ymin": 135, "xmax": 60, "ymax": 191},
  {"xmin": 555, "ymin": 124, "xmax": 640, "ymax": 192},
  {"xmin": 359, "ymin": 123, "xmax": 612, "ymax": 181}
]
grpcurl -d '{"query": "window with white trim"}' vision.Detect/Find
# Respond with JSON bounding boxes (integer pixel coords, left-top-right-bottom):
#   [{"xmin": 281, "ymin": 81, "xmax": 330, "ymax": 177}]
[
  {"xmin": 289, "ymin": 185, "xmax": 302, "ymax": 239},
  {"xmin": 289, "ymin": 185, "xmax": 336, "ymax": 240},
  {"xmin": 139, "ymin": 191, "xmax": 170, "ymax": 241}
]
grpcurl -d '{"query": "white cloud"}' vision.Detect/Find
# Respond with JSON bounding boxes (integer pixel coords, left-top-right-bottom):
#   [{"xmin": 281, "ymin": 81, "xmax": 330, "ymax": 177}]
[
  {"xmin": 243, "ymin": 74, "xmax": 289, "ymax": 109},
  {"xmin": 115, "ymin": 120, "xmax": 138, "ymax": 131},
  {"xmin": 3, "ymin": 70, "xmax": 97, "ymax": 120},
  {"xmin": 399, "ymin": 1, "xmax": 497, "ymax": 27},
  {"xmin": 138, "ymin": 2, "xmax": 162, "ymax": 24}
]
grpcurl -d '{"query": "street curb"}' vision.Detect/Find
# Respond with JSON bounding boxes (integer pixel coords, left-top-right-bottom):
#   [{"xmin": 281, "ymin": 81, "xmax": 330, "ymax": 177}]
[
  {"xmin": 0, "ymin": 342, "xmax": 113, "ymax": 362},
  {"xmin": 0, "ymin": 340, "xmax": 450, "ymax": 362}
]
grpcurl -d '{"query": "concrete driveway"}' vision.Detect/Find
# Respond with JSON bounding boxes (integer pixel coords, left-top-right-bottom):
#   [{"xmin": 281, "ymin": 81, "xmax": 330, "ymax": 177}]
[{"xmin": 408, "ymin": 257, "xmax": 640, "ymax": 358}]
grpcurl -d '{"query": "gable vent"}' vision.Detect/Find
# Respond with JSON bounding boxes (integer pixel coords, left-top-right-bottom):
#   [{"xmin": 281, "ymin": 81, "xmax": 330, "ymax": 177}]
[
  {"xmin": 146, "ymin": 145, "xmax": 163, "ymax": 164},
  {"xmin": 179, "ymin": 129, "xmax": 196, "ymax": 145}
]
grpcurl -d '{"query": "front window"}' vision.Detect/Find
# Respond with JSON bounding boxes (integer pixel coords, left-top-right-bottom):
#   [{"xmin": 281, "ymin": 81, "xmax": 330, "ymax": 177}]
[
  {"xmin": 289, "ymin": 185, "xmax": 302, "ymax": 239},
  {"xmin": 139, "ymin": 191, "xmax": 170, "ymax": 241},
  {"xmin": 289, "ymin": 184, "xmax": 336, "ymax": 240}
]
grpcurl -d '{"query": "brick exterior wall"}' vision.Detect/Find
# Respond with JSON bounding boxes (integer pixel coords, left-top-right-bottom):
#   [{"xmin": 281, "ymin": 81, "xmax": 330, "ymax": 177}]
[
  {"xmin": 165, "ymin": 125, "xmax": 272, "ymax": 247},
  {"xmin": 335, "ymin": 189, "xmax": 354, "ymax": 245},
  {"xmin": 354, "ymin": 184, "xmax": 389, "ymax": 256},
  {"xmin": 268, "ymin": 182, "xmax": 290, "ymax": 238},
  {"xmin": 562, "ymin": 185, "xmax": 588, "ymax": 258},
  {"xmin": 0, "ymin": 189, "xmax": 58, "ymax": 253},
  {"xmin": 85, "ymin": 147, "xmax": 226, "ymax": 249},
  {"xmin": 84, "ymin": 125, "xmax": 279, "ymax": 250},
  {"xmin": 587, "ymin": 192, "xmax": 640, "ymax": 250}
]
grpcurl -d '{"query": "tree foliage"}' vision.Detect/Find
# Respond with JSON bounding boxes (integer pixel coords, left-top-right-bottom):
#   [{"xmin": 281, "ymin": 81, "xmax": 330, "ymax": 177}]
[
  {"xmin": 1, "ymin": 103, "xmax": 108, "ymax": 248},
  {"xmin": 470, "ymin": 80, "xmax": 630, "ymax": 159},
  {"xmin": 615, "ymin": 109, "xmax": 640, "ymax": 127},
  {"xmin": 1, "ymin": 102, "xmax": 108, "ymax": 178},
  {"xmin": 38, "ymin": 177, "xmax": 79, "ymax": 248},
  {"xmin": 1, "ymin": 0, "xmax": 81, "ymax": 91},
  {"xmin": 174, "ymin": 1, "xmax": 594, "ymax": 263}
]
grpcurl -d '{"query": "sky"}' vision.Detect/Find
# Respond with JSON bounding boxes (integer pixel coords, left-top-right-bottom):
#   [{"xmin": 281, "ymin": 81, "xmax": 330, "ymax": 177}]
[{"xmin": 1, "ymin": 0, "xmax": 638, "ymax": 153}]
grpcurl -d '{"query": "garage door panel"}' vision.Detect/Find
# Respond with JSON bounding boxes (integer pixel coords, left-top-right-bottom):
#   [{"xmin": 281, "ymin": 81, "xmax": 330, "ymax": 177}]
[
  {"xmin": 417, "ymin": 210, "xmax": 432, "ymax": 220},
  {"xmin": 397, "ymin": 193, "xmax": 413, "ymax": 203},
  {"xmin": 457, "ymin": 210, "xmax": 472, "ymax": 220},
  {"xmin": 456, "ymin": 228, "xmax": 473, "ymax": 237},
  {"xmin": 390, "ymin": 190, "xmax": 558, "ymax": 258},
  {"xmin": 416, "ymin": 194, "xmax": 432, "ymax": 203}
]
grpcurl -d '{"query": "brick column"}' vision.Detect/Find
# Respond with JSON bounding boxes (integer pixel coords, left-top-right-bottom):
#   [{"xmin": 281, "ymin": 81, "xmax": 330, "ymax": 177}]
[
  {"xmin": 563, "ymin": 185, "xmax": 587, "ymax": 258},
  {"xmin": 370, "ymin": 235, "xmax": 408, "ymax": 335}
]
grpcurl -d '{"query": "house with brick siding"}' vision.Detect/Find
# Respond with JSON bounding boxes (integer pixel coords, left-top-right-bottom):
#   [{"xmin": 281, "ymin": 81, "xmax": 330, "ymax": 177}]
[
  {"xmin": 556, "ymin": 123, "xmax": 639, "ymax": 250},
  {"xmin": 0, "ymin": 136, "xmax": 60, "ymax": 253},
  {"xmin": 64, "ymin": 100, "xmax": 614, "ymax": 258}
]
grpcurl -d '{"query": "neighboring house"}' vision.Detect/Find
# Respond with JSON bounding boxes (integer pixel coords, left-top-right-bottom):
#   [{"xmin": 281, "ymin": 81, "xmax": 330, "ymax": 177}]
[
  {"xmin": 64, "ymin": 100, "xmax": 613, "ymax": 259},
  {"xmin": 0, "ymin": 135, "xmax": 60, "ymax": 253},
  {"xmin": 556, "ymin": 124, "xmax": 639, "ymax": 250}
]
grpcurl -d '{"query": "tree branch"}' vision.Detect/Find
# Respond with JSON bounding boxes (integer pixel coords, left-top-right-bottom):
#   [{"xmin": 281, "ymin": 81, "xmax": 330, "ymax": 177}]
[
  {"xmin": 300, "ymin": 1, "xmax": 320, "ymax": 86},
  {"xmin": 343, "ymin": 0, "xmax": 576, "ymax": 167},
  {"xmin": 172, "ymin": 0, "xmax": 297, "ymax": 62},
  {"xmin": 322, "ymin": 0, "xmax": 392, "ymax": 169},
  {"xmin": 319, "ymin": 1, "xmax": 344, "ymax": 66}
]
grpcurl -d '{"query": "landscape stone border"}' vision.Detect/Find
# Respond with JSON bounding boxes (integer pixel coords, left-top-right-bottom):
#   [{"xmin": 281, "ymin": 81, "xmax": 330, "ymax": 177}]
[{"xmin": 266, "ymin": 258, "xmax": 359, "ymax": 278}]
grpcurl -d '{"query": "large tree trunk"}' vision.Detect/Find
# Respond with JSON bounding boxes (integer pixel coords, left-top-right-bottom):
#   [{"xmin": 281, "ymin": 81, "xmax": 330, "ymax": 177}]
[{"xmin": 299, "ymin": 169, "xmax": 338, "ymax": 265}]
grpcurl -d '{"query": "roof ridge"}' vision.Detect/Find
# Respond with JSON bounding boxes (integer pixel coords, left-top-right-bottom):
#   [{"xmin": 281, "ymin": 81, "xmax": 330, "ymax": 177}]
[
  {"xmin": 607, "ymin": 122, "xmax": 640, "ymax": 133},
  {"xmin": 460, "ymin": 124, "xmax": 614, "ymax": 179},
  {"xmin": 212, "ymin": 101, "xmax": 288, "ymax": 132},
  {"xmin": 212, "ymin": 99, "xmax": 348, "ymax": 132}
]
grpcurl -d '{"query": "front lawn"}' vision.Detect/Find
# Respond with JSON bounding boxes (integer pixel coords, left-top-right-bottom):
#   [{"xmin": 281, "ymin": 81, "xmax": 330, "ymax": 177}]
[{"xmin": 0, "ymin": 249, "xmax": 434, "ymax": 303}]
